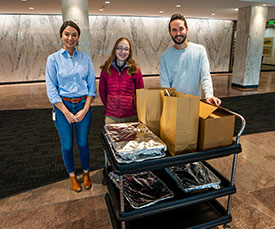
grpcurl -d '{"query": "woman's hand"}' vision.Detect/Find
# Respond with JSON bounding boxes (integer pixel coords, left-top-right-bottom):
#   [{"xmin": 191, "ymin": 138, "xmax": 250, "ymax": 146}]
[
  {"xmin": 64, "ymin": 111, "xmax": 78, "ymax": 124},
  {"xmin": 71, "ymin": 96, "xmax": 93, "ymax": 122},
  {"xmin": 74, "ymin": 96, "xmax": 94, "ymax": 122},
  {"xmin": 75, "ymin": 109, "xmax": 88, "ymax": 122},
  {"xmin": 54, "ymin": 102, "xmax": 78, "ymax": 124}
]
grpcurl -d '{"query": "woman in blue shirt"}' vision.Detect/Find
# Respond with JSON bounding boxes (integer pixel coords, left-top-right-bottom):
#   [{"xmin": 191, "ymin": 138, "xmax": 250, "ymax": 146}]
[{"xmin": 46, "ymin": 21, "xmax": 97, "ymax": 192}]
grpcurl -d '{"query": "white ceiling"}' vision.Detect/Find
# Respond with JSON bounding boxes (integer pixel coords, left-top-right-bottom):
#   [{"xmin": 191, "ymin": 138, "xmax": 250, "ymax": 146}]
[{"xmin": 0, "ymin": 0, "xmax": 275, "ymax": 20}]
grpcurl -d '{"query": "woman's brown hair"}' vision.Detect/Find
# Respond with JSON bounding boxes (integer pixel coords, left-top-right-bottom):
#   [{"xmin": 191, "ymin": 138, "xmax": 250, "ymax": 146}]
[
  {"xmin": 59, "ymin": 20, "xmax": 81, "ymax": 37},
  {"xmin": 100, "ymin": 37, "xmax": 138, "ymax": 75}
]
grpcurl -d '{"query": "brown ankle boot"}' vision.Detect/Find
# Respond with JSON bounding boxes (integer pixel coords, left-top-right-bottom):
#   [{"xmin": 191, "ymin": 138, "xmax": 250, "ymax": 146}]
[
  {"xmin": 83, "ymin": 172, "xmax": 92, "ymax": 190},
  {"xmin": 69, "ymin": 175, "xmax": 82, "ymax": 192}
]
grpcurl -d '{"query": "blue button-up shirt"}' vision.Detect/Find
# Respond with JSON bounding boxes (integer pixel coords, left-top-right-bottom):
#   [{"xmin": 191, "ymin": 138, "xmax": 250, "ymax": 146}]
[{"xmin": 46, "ymin": 48, "xmax": 97, "ymax": 104}]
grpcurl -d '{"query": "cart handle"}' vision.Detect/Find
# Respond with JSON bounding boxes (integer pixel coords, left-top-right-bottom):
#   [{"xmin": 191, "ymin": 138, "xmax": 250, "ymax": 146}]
[{"xmin": 221, "ymin": 107, "xmax": 246, "ymax": 144}]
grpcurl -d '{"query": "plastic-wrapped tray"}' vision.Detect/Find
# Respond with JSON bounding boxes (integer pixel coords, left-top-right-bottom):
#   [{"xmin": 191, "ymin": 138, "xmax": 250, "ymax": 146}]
[
  {"xmin": 104, "ymin": 122, "xmax": 166, "ymax": 163},
  {"xmin": 109, "ymin": 170, "xmax": 174, "ymax": 209},
  {"xmin": 165, "ymin": 162, "xmax": 221, "ymax": 193}
]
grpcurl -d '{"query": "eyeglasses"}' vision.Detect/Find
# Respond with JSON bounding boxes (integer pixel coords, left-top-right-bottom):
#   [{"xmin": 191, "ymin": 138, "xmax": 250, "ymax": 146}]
[{"xmin": 116, "ymin": 46, "xmax": 129, "ymax": 52}]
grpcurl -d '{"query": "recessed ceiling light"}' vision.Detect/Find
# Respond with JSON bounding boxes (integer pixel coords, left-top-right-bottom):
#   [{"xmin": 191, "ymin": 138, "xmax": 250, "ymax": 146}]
[
  {"xmin": 211, "ymin": 13, "xmax": 215, "ymax": 16},
  {"xmin": 263, "ymin": 4, "xmax": 266, "ymax": 6},
  {"xmin": 29, "ymin": 7, "xmax": 34, "ymax": 10},
  {"xmin": 235, "ymin": 8, "xmax": 239, "ymax": 11},
  {"xmin": 99, "ymin": 8, "xmax": 104, "ymax": 11},
  {"xmin": 21, "ymin": 0, "xmax": 27, "ymax": 2},
  {"xmin": 159, "ymin": 10, "xmax": 164, "ymax": 14},
  {"xmin": 176, "ymin": 4, "xmax": 181, "ymax": 8},
  {"xmin": 105, "ymin": 1, "xmax": 110, "ymax": 4}
]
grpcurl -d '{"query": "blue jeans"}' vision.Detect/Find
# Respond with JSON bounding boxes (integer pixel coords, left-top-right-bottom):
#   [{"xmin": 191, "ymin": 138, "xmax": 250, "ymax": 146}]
[{"xmin": 53, "ymin": 100, "xmax": 92, "ymax": 173}]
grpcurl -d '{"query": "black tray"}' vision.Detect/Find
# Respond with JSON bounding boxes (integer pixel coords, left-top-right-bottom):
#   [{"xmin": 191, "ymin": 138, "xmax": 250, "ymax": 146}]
[
  {"xmin": 100, "ymin": 131, "xmax": 242, "ymax": 175},
  {"xmin": 104, "ymin": 161, "xmax": 236, "ymax": 221},
  {"xmin": 105, "ymin": 193, "xmax": 232, "ymax": 229}
]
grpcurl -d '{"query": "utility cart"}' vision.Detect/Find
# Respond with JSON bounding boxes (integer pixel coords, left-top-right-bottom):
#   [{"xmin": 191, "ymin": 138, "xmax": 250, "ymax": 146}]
[{"xmin": 100, "ymin": 110, "xmax": 245, "ymax": 229}]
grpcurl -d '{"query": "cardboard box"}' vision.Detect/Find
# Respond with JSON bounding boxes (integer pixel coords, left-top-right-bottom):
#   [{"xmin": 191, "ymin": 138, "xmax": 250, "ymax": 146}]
[{"xmin": 198, "ymin": 101, "xmax": 235, "ymax": 151}]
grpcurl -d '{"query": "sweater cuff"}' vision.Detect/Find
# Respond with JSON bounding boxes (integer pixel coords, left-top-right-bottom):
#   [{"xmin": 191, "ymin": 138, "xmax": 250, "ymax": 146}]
[{"xmin": 205, "ymin": 92, "xmax": 214, "ymax": 99}]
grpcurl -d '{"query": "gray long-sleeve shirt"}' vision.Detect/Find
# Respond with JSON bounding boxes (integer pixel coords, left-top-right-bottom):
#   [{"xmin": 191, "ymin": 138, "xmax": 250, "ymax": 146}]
[{"xmin": 159, "ymin": 42, "xmax": 213, "ymax": 98}]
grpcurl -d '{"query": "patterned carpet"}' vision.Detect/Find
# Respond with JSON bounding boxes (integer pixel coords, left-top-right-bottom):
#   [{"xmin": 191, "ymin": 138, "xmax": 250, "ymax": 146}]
[{"xmin": 0, "ymin": 93, "xmax": 275, "ymax": 199}]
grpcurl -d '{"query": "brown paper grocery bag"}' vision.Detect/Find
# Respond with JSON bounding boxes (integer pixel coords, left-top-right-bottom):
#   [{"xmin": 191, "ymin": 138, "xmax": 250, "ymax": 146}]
[
  {"xmin": 136, "ymin": 89, "xmax": 162, "ymax": 136},
  {"xmin": 160, "ymin": 91, "xmax": 200, "ymax": 155},
  {"xmin": 136, "ymin": 88, "xmax": 175, "ymax": 136}
]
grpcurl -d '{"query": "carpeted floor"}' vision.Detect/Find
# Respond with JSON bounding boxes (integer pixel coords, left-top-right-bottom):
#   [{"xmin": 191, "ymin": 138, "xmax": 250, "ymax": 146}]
[
  {"xmin": 0, "ymin": 106, "xmax": 105, "ymax": 199},
  {"xmin": 0, "ymin": 92, "xmax": 275, "ymax": 199},
  {"xmin": 221, "ymin": 92, "xmax": 275, "ymax": 136}
]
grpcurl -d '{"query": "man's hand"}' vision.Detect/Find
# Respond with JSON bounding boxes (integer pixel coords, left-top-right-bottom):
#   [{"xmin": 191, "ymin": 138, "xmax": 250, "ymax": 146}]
[{"xmin": 206, "ymin": 97, "xmax": 222, "ymax": 106}]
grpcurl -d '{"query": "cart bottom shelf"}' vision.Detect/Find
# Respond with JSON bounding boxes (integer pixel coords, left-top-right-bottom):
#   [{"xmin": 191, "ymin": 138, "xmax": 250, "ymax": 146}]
[{"xmin": 105, "ymin": 193, "xmax": 232, "ymax": 229}]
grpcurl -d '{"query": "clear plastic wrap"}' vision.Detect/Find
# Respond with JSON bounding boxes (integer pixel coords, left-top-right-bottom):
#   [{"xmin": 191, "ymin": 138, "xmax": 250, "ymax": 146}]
[
  {"xmin": 109, "ymin": 171, "xmax": 174, "ymax": 209},
  {"xmin": 104, "ymin": 122, "xmax": 166, "ymax": 163},
  {"xmin": 165, "ymin": 162, "xmax": 221, "ymax": 193}
]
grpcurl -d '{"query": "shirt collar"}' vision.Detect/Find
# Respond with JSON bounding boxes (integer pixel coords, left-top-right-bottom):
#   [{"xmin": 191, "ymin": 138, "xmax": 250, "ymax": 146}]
[
  {"xmin": 112, "ymin": 60, "xmax": 129, "ymax": 68},
  {"xmin": 60, "ymin": 48, "xmax": 79, "ymax": 56}
]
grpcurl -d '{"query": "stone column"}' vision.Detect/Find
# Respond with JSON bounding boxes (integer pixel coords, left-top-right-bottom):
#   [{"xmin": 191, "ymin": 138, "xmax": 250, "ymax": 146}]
[
  {"xmin": 232, "ymin": 6, "xmax": 268, "ymax": 88},
  {"xmin": 61, "ymin": 0, "xmax": 91, "ymax": 56}
]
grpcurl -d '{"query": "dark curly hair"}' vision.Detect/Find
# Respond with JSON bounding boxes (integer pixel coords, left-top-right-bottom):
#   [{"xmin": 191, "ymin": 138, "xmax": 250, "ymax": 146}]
[{"xmin": 169, "ymin": 13, "xmax": 188, "ymax": 31}]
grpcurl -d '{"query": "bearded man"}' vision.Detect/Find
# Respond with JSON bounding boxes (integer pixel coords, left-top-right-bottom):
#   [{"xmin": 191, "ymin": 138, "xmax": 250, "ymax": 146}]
[{"xmin": 160, "ymin": 13, "xmax": 221, "ymax": 106}]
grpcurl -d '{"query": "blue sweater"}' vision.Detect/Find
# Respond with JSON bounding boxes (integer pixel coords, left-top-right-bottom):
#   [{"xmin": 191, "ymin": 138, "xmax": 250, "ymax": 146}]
[{"xmin": 160, "ymin": 42, "xmax": 213, "ymax": 98}]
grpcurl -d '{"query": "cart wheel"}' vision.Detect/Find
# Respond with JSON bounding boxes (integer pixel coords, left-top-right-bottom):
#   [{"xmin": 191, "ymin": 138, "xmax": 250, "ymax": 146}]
[{"xmin": 223, "ymin": 224, "xmax": 232, "ymax": 229}]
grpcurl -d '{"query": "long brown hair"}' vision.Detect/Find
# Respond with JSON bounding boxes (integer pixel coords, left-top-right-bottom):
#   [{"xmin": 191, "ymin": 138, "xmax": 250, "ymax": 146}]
[{"xmin": 100, "ymin": 37, "xmax": 138, "ymax": 75}]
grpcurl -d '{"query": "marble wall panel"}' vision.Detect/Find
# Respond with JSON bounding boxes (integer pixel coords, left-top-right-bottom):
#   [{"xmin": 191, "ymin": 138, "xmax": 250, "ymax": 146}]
[
  {"xmin": 187, "ymin": 19, "xmax": 233, "ymax": 71},
  {"xmin": 0, "ymin": 14, "xmax": 233, "ymax": 83},
  {"xmin": 89, "ymin": 16, "xmax": 173, "ymax": 76},
  {"xmin": 0, "ymin": 15, "xmax": 61, "ymax": 83},
  {"xmin": 90, "ymin": 16, "xmax": 233, "ymax": 76}
]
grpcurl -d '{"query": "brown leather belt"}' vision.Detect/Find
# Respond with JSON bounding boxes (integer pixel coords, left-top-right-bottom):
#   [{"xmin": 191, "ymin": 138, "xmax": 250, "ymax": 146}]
[{"xmin": 62, "ymin": 96, "xmax": 87, "ymax": 103}]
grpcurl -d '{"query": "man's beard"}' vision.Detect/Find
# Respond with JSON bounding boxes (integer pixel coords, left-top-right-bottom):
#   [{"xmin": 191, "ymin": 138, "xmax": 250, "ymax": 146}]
[{"xmin": 171, "ymin": 34, "xmax": 187, "ymax": 45}]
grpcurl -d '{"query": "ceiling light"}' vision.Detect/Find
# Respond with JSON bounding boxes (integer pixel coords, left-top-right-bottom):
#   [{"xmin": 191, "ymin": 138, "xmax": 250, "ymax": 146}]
[
  {"xmin": 176, "ymin": 4, "xmax": 181, "ymax": 8},
  {"xmin": 105, "ymin": 1, "xmax": 110, "ymax": 4},
  {"xmin": 239, "ymin": 0, "xmax": 274, "ymax": 3},
  {"xmin": 263, "ymin": 4, "xmax": 266, "ymax": 6},
  {"xmin": 99, "ymin": 8, "xmax": 104, "ymax": 11},
  {"xmin": 211, "ymin": 13, "xmax": 215, "ymax": 16},
  {"xmin": 21, "ymin": 0, "xmax": 27, "ymax": 2},
  {"xmin": 29, "ymin": 7, "xmax": 34, "ymax": 10},
  {"xmin": 159, "ymin": 10, "xmax": 164, "ymax": 14},
  {"xmin": 235, "ymin": 8, "xmax": 239, "ymax": 11}
]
